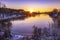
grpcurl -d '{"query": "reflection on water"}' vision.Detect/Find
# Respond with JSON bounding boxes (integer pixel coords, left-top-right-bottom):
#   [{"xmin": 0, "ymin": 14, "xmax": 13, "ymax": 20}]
[
  {"xmin": 11, "ymin": 14, "xmax": 54, "ymax": 35},
  {"xmin": 0, "ymin": 14, "xmax": 60, "ymax": 40}
]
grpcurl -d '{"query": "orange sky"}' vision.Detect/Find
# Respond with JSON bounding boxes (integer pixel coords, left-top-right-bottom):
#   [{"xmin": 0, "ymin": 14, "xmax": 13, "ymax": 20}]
[{"xmin": 0, "ymin": 0, "xmax": 60, "ymax": 12}]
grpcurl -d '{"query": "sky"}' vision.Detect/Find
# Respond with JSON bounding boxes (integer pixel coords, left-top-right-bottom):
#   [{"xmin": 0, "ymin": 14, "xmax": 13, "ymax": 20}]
[{"xmin": 0, "ymin": 0, "xmax": 60, "ymax": 12}]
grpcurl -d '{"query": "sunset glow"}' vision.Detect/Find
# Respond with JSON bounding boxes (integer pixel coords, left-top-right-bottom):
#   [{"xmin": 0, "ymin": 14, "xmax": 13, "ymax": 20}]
[
  {"xmin": 29, "ymin": 8, "xmax": 34, "ymax": 13},
  {"xmin": 0, "ymin": 0, "xmax": 60, "ymax": 12},
  {"xmin": 25, "ymin": 8, "xmax": 53, "ymax": 12}
]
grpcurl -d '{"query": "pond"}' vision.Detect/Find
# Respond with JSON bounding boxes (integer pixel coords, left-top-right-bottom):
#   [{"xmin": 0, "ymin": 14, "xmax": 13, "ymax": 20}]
[{"xmin": 11, "ymin": 14, "xmax": 54, "ymax": 35}]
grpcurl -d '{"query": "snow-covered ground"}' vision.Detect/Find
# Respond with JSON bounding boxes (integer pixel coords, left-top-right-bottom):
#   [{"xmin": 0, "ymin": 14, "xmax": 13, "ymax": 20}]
[
  {"xmin": 0, "ymin": 14, "xmax": 25, "ymax": 20},
  {"xmin": 11, "ymin": 34, "xmax": 24, "ymax": 40}
]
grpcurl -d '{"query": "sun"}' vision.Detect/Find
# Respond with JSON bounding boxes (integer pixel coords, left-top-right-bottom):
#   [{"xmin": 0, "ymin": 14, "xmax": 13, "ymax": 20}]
[{"xmin": 29, "ymin": 9, "xmax": 34, "ymax": 13}]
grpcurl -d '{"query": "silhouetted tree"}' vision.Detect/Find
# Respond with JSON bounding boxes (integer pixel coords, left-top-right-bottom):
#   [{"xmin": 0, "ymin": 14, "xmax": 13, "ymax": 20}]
[
  {"xmin": 0, "ymin": 21, "xmax": 12, "ymax": 40},
  {"xmin": 53, "ymin": 9, "xmax": 58, "ymax": 13},
  {"xmin": 52, "ymin": 9, "xmax": 58, "ymax": 18},
  {"xmin": 58, "ymin": 16, "xmax": 60, "ymax": 27},
  {"xmin": 33, "ymin": 25, "xmax": 41, "ymax": 40}
]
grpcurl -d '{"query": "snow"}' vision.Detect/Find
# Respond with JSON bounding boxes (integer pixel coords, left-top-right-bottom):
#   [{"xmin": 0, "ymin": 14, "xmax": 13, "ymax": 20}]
[
  {"xmin": 0, "ymin": 32, "xmax": 4, "ymax": 36},
  {"xmin": 0, "ymin": 14, "xmax": 25, "ymax": 20},
  {"xmin": 12, "ymin": 34, "xmax": 24, "ymax": 40}
]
